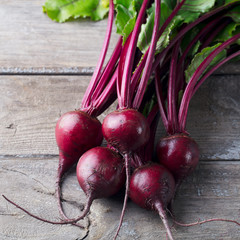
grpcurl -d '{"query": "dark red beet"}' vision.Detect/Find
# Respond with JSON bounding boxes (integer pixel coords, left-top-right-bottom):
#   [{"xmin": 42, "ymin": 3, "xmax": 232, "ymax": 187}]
[
  {"xmin": 75, "ymin": 146, "xmax": 125, "ymax": 220},
  {"xmin": 77, "ymin": 146, "xmax": 125, "ymax": 198},
  {"xmin": 56, "ymin": 110, "xmax": 103, "ymax": 176},
  {"xmin": 130, "ymin": 163, "xmax": 175, "ymax": 240},
  {"xmin": 156, "ymin": 134, "xmax": 199, "ymax": 181},
  {"xmin": 55, "ymin": 110, "xmax": 103, "ymax": 222},
  {"xmin": 102, "ymin": 108, "xmax": 150, "ymax": 153}
]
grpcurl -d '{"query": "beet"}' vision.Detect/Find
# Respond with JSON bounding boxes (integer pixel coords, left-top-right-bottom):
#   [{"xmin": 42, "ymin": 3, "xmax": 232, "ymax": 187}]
[
  {"xmin": 56, "ymin": 110, "xmax": 103, "ymax": 176},
  {"xmin": 102, "ymin": 108, "xmax": 150, "ymax": 153},
  {"xmin": 75, "ymin": 146, "xmax": 125, "ymax": 220},
  {"xmin": 77, "ymin": 146, "xmax": 125, "ymax": 199},
  {"xmin": 55, "ymin": 110, "xmax": 103, "ymax": 221},
  {"xmin": 130, "ymin": 163, "xmax": 175, "ymax": 240},
  {"xmin": 156, "ymin": 134, "xmax": 199, "ymax": 182}
]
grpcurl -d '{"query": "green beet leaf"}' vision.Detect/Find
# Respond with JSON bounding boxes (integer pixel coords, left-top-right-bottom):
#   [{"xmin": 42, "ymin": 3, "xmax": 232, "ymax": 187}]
[
  {"xmin": 226, "ymin": 5, "xmax": 240, "ymax": 22},
  {"xmin": 114, "ymin": 0, "xmax": 143, "ymax": 43},
  {"xmin": 177, "ymin": 0, "xmax": 216, "ymax": 24},
  {"xmin": 137, "ymin": 2, "xmax": 174, "ymax": 53},
  {"xmin": 185, "ymin": 43, "xmax": 227, "ymax": 83},
  {"xmin": 43, "ymin": 0, "xmax": 109, "ymax": 22}
]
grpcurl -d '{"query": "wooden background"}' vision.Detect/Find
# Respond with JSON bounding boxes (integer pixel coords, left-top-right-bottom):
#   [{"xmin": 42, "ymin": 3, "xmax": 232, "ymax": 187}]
[{"xmin": 0, "ymin": 1, "xmax": 240, "ymax": 240}]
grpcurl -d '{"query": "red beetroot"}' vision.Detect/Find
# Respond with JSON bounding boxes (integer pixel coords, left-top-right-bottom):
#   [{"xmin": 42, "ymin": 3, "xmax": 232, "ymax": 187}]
[
  {"xmin": 55, "ymin": 110, "xmax": 103, "ymax": 178},
  {"xmin": 130, "ymin": 163, "xmax": 175, "ymax": 240},
  {"xmin": 55, "ymin": 110, "xmax": 103, "ymax": 223},
  {"xmin": 75, "ymin": 146, "xmax": 125, "ymax": 220},
  {"xmin": 156, "ymin": 134, "xmax": 199, "ymax": 182},
  {"xmin": 102, "ymin": 108, "xmax": 150, "ymax": 153}
]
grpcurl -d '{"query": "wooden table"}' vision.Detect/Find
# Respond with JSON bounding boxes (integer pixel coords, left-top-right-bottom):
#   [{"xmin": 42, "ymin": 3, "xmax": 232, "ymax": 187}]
[{"xmin": 0, "ymin": 1, "xmax": 240, "ymax": 239}]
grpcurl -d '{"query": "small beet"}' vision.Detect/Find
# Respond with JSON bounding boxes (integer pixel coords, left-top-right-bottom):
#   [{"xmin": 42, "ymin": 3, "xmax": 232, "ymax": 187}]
[
  {"xmin": 56, "ymin": 110, "xmax": 103, "ymax": 176},
  {"xmin": 130, "ymin": 163, "xmax": 175, "ymax": 240},
  {"xmin": 102, "ymin": 108, "xmax": 150, "ymax": 153},
  {"xmin": 77, "ymin": 146, "xmax": 125, "ymax": 199},
  {"xmin": 55, "ymin": 110, "xmax": 103, "ymax": 220},
  {"xmin": 75, "ymin": 146, "xmax": 126, "ymax": 220},
  {"xmin": 156, "ymin": 134, "xmax": 199, "ymax": 182}
]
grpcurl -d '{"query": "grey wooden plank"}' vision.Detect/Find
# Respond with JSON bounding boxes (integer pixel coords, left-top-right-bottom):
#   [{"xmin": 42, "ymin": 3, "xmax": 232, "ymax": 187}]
[
  {"xmin": 184, "ymin": 74, "xmax": 240, "ymax": 160},
  {"xmin": 0, "ymin": 1, "xmax": 239, "ymax": 75},
  {"xmin": 0, "ymin": 75, "xmax": 239, "ymax": 160},
  {"xmin": 0, "ymin": 158, "xmax": 239, "ymax": 240},
  {"xmin": 0, "ymin": 75, "xmax": 117, "ymax": 156},
  {"xmin": 0, "ymin": 0, "xmax": 119, "ymax": 73}
]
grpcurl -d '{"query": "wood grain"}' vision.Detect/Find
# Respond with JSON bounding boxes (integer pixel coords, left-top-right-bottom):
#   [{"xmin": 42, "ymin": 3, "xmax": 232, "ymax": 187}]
[
  {"xmin": 0, "ymin": 0, "xmax": 119, "ymax": 74},
  {"xmin": 0, "ymin": 158, "xmax": 239, "ymax": 240},
  {"xmin": 0, "ymin": 75, "xmax": 117, "ymax": 156},
  {"xmin": 0, "ymin": 75, "xmax": 239, "ymax": 160}
]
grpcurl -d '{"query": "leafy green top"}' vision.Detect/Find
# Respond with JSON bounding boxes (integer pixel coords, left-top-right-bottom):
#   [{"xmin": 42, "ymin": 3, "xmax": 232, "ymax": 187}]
[{"xmin": 43, "ymin": 0, "xmax": 109, "ymax": 22}]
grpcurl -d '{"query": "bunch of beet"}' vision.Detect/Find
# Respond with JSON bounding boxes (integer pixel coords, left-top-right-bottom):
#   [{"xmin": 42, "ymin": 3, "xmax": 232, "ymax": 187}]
[{"xmin": 3, "ymin": 0, "xmax": 240, "ymax": 239}]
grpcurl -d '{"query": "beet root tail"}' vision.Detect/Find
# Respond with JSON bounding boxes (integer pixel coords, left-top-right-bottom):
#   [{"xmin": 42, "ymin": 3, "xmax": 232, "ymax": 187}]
[
  {"xmin": 113, "ymin": 153, "xmax": 131, "ymax": 240},
  {"xmin": 155, "ymin": 201, "xmax": 174, "ymax": 240},
  {"xmin": 56, "ymin": 174, "xmax": 84, "ymax": 228},
  {"xmin": 2, "ymin": 194, "xmax": 92, "ymax": 225}
]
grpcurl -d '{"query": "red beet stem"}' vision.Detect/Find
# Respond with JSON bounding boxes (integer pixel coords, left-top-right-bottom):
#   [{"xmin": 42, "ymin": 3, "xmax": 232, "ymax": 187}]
[
  {"xmin": 119, "ymin": 0, "xmax": 150, "ymax": 108},
  {"xmin": 155, "ymin": 66, "xmax": 168, "ymax": 131},
  {"xmin": 192, "ymin": 50, "xmax": 240, "ymax": 97},
  {"xmin": 167, "ymin": 40, "xmax": 181, "ymax": 135},
  {"xmin": 81, "ymin": 0, "xmax": 115, "ymax": 108},
  {"xmin": 178, "ymin": 33, "xmax": 240, "ymax": 132},
  {"xmin": 132, "ymin": 0, "xmax": 161, "ymax": 109},
  {"xmin": 153, "ymin": 2, "xmax": 238, "ymax": 71}
]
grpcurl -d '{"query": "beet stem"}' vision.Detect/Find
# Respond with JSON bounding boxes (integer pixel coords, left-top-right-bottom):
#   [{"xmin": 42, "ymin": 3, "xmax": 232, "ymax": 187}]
[
  {"xmin": 178, "ymin": 33, "xmax": 240, "ymax": 131},
  {"xmin": 192, "ymin": 50, "xmax": 240, "ymax": 97},
  {"xmin": 180, "ymin": 17, "xmax": 222, "ymax": 65},
  {"xmin": 155, "ymin": 66, "xmax": 168, "ymax": 131},
  {"xmin": 157, "ymin": 0, "xmax": 186, "ymax": 52},
  {"xmin": 113, "ymin": 153, "xmax": 131, "ymax": 240},
  {"xmin": 153, "ymin": 2, "xmax": 238, "ymax": 72},
  {"xmin": 81, "ymin": 0, "xmax": 114, "ymax": 108},
  {"xmin": 93, "ymin": 67, "xmax": 118, "ymax": 115},
  {"xmin": 155, "ymin": 201, "xmax": 174, "ymax": 240},
  {"xmin": 167, "ymin": 40, "xmax": 181, "ymax": 134},
  {"xmin": 129, "ymin": 52, "xmax": 147, "ymax": 103},
  {"xmin": 132, "ymin": 0, "xmax": 161, "ymax": 109},
  {"xmin": 119, "ymin": 0, "xmax": 149, "ymax": 108},
  {"xmin": 200, "ymin": 18, "xmax": 230, "ymax": 51},
  {"xmin": 90, "ymin": 37, "xmax": 122, "ymax": 106}
]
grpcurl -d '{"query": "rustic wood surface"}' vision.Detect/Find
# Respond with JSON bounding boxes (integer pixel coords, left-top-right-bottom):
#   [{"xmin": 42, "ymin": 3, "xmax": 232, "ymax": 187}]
[{"xmin": 0, "ymin": 1, "xmax": 240, "ymax": 240}]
